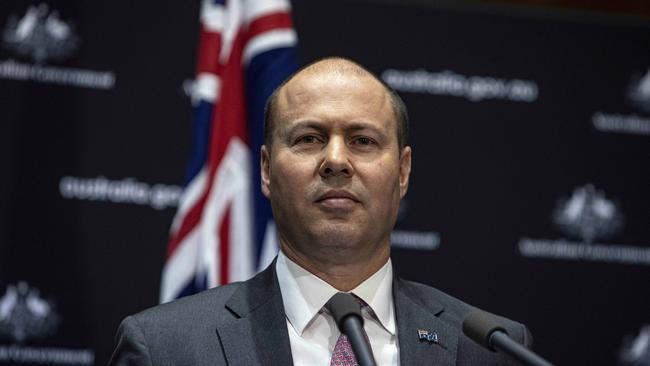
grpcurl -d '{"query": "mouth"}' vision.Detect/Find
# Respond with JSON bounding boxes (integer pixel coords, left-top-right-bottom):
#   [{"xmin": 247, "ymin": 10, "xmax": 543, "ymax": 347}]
[{"xmin": 315, "ymin": 190, "xmax": 360, "ymax": 209}]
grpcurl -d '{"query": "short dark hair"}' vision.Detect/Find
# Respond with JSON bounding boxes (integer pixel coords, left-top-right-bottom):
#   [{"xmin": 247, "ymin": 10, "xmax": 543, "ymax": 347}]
[{"xmin": 263, "ymin": 57, "xmax": 409, "ymax": 150}]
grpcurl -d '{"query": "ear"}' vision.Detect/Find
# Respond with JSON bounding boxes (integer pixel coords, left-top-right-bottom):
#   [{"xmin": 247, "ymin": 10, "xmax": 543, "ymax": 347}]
[
  {"xmin": 260, "ymin": 145, "xmax": 271, "ymax": 198},
  {"xmin": 399, "ymin": 146, "xmax": 412, "ymax": 198}
]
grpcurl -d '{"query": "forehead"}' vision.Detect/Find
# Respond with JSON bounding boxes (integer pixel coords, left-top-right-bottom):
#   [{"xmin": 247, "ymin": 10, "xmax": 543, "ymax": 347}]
[{"xmin": 275, "ymin": 70, "xmax": 394, "ymax": 130}]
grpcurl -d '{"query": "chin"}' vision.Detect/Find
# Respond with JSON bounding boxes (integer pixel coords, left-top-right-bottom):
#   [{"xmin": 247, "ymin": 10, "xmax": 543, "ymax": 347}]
[{"xmin": 311, "ymin": 224, "xmax": 362, "ymax": 248}]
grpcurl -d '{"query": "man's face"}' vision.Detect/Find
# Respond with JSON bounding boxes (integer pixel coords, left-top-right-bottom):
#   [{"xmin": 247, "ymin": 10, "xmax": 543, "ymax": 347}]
[{"xmin": 261, "ymin": 70, "xmax": 411, "ymax": 261}]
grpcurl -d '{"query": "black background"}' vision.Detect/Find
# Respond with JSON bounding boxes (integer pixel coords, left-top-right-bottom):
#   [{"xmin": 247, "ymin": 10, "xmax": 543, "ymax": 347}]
[{"xmin": 1, "ymin": 1, "xmax": 649, "ymax": 365}]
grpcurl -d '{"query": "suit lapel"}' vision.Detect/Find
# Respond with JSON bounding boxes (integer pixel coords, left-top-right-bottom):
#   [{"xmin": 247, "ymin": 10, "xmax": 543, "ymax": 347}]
[
  {"xmin": 394, "ymin": 278, "xmax": 459, "ymax": 366},
  {"xmin": 216, "ymin": 262, "xmax": 294, "ymax": 366}
]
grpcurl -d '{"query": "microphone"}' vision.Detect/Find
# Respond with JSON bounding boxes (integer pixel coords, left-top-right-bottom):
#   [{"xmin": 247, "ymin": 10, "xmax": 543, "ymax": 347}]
[
  {"xmin": 326, "ymin": 292, "xmax": 377, "ymax": 366},
  {"xmin": 463, "ymin": 310, "xmax": 555, "ymax": 366}
]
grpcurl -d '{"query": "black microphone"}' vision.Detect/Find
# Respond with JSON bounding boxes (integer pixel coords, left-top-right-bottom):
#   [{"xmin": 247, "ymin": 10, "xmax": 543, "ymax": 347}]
[
  {"xmin": 463, "ymin": 310, "xmax": 555, "ymax": 366},
  {"xmin": 326, "ymin": 292, "xmax": 377, "ymax": 366}
]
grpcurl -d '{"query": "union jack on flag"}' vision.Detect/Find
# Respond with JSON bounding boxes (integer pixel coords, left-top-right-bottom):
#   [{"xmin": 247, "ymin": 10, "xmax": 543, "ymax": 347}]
[{"xmin": 160, "ymin": 0, "xmax": 298, "ymax": 303}]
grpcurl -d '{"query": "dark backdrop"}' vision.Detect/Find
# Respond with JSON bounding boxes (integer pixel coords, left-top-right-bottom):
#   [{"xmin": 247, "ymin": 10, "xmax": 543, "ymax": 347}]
[{"xmin": 1, "ymin": 1, "xmax": 648, "ymax": 365}]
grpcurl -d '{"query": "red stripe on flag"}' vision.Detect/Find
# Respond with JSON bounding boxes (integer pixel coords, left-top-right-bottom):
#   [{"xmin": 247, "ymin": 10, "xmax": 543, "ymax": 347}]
[
  {"xmin": 197, "ymin": 27, "xmax": 222, "ymax": 75},
  {"xmin": 208, "ymin": 30, "xmax": 248, "ymax": 167},
  {"xmin": 166, "ymin": 155, "xmax": 223, "ymax": 258},
  {"xmin": 166, "ymin": 193, "xmax": 207, "ymax": 258},
  {"xmin": 247, "ymin": 12, "xmax": 293, "ymax": 40},
  {"xmin": 219, "ymin": 204, "xmax": 231, "ymax": 284}
]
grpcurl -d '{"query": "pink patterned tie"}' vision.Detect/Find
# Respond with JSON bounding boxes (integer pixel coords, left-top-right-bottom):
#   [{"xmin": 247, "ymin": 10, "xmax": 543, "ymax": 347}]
[
  {"xmin": 330, "ymin": 333, "xmax": 358, "ymax": 366},
  {"xmin": 329, "ymin": 295, "xmax": 370, "ymax": 366}
]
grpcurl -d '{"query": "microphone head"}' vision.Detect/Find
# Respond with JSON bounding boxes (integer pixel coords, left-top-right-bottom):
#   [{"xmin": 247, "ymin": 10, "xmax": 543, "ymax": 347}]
[
  {"xmin": 326, "ymin": 292, "xmax": 363, "ymax": 332},
  {"xmin": 462, "ymin": 309, "xmax": 509, "ymax": 351}
]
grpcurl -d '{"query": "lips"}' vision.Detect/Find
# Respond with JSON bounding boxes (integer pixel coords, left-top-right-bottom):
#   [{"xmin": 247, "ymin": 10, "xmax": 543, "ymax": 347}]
[{"xmin": 315, "ymin": 190, "xmax": 360, "ymax": 209}]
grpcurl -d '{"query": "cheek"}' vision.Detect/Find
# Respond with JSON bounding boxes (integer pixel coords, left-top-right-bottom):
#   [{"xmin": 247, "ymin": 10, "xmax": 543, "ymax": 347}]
[
  {"xmin": 271, "ymin": 158, "xmax": 313, "ymax": 196},
  {"xmin": 365, "ymin": 164, "xmax": 401, "ymax": 198}
]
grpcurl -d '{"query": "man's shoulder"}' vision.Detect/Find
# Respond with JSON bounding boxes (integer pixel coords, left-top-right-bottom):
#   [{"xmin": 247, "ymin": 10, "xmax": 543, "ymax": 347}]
[
  {"xmin": 395, "ymin": 277, "xmax": 533, "ymax": 366},
  {"xmin": 131, "ymin": 281, "xmax": 242, "ymax": 327},
  {"xmin": 109, "ymin": 282, "xmax": 247, "ymax": 366},
  {"xmin": 397, "ymin": 277, "xmax": 473, "ymax": 314},
  {"xmin": 396, "ymin": 277, "xmax": 531, "ymax": 343},
  {"xmin": 396, "ymin": 277, "xmax": 477, "ymax": 321},
  {"xmin": 108, "ymin": 264, "xmax": 285, "ymax": 366}
]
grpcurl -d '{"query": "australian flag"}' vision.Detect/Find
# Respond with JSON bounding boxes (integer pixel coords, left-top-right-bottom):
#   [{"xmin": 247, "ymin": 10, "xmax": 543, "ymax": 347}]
[{"xmin": 160, "ymin": 0, "xmax": 298, "ymax": 303}]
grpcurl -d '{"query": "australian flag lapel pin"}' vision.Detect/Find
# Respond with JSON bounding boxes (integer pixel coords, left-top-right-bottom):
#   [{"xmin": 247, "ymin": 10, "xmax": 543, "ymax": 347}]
[{"xmin": 417, "ymin": 329, "xmax": 439, "ymax": 343}]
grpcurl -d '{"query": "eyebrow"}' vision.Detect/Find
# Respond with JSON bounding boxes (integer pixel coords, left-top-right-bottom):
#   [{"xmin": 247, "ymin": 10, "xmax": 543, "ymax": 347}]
[
  {"xmin": 345, "ymin": 122, "xmax": 385, "ymax": 135},
  {"xmin": 285, "ymin": 120, "xmax": 386, "ymax": 135},
  {"xmin": 285, "ymin": 121, "xmax": 327, "ymax": 135}
]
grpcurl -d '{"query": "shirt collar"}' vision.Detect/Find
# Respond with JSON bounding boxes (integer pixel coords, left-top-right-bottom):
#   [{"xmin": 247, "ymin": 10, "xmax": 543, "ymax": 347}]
[
  {"xmin": 276, "ymin": 251, "xmax": 395, "ymax": 336},
  {"xmin": 352, "ymin": 256, "xmax": 395, "ymax": 335}
]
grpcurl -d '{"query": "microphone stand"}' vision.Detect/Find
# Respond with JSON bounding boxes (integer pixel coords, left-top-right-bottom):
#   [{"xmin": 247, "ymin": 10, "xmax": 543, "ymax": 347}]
[{"xmin": 327, "ymin": 292, "xmax": 377, "ymax": 366}]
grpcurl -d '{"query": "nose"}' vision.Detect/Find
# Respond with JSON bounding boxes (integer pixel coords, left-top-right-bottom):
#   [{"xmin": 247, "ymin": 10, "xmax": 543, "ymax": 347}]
[{"xmin": 319, "ymin": 137, "xmax": 353, "ymax": 178}]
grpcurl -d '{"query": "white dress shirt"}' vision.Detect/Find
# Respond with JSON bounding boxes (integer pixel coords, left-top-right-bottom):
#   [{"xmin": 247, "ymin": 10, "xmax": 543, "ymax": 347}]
[{"xmin": 275, "ymin": 251, "xmax": 399, "ymax": 366}]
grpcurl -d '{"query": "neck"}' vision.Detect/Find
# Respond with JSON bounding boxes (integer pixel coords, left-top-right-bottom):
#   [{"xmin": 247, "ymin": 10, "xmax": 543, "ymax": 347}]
[{"xmin": 280, "ymin": 240, "xmax": 390, "ymax": 292}]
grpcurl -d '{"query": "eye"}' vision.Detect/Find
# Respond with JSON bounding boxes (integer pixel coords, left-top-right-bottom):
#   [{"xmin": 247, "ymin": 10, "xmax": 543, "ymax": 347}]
[
  {"xmin": 352, "ymin": 136, "xmax": 375, "ymax": 146},
  {"xmin": 295, "ymin": 135, "xmax": 320, "ymax": 144}
]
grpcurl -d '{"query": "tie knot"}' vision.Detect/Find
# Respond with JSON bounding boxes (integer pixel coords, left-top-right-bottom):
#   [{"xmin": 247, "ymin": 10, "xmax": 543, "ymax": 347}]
[
  {"xmin": 352, "ymin": 294, "xmax": 368, "ymax": 308},
  {"xmin": 326, "ymin": 292, "xmax": 366, "ymax": 321}
]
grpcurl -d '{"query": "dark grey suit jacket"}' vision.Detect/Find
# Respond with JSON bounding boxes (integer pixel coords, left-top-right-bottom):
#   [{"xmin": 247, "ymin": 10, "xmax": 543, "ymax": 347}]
[{"xmin": 109, "ymin": 262, "xmax": 532, "ymax": 365}]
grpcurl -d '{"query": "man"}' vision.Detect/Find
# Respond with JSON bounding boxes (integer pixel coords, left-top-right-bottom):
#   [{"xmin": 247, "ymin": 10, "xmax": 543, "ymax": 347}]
[{"xmin": 109, "ymin": 57, "xmax": 532, "ymax": 365}]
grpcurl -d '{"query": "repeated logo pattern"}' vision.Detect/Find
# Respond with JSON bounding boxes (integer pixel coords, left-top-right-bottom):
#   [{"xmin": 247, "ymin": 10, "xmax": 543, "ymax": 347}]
[
  {"xmin": 627, "ymin": 67, "xmax": 650, "ymax": 114},
  {"xmin": 3, "ymin": 3, "xmax": 80, "ymax": 63},
  {"xmin": 0, "ymin": 282, "xmax": 60, "ymax": 342},
  {"xmin": 552, "ymin": 184, "xmax": 624, "ymax": 243}
]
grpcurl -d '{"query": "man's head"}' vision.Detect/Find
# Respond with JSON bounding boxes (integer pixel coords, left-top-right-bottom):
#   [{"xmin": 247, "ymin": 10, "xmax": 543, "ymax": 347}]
[
  {"xmin": 264, "ymin": 57, "xmax": 409, "ymax": 151},
  {"xmin": 260, "ymin": 57, "xmax": 412, "ymax": 273}
]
